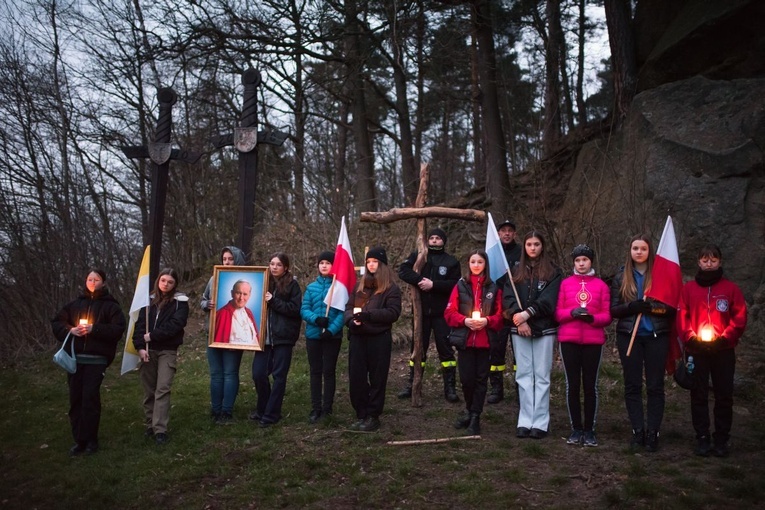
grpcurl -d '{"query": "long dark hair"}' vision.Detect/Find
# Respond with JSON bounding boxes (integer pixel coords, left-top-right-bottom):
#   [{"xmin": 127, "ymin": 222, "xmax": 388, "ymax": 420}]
[
  {"xmin": 619, "ymin": 234, "xmax": 654, "ymax": 302},
  {"xmin": 513, "ymin": 231, "xmax": 556, "ymax": 283},
  {"xmin": 463, "ymin": 250, "xmax": 492, "ymax": 288},
  {"xmin": 356, "ymin": 259, "xmax": 394, "ymax": 294},
  {"xmin": 151, "ymin": 267, "xmax": 179, "ymax": 308},
  {"xmin": 268, "ymin": 252, "xmax": 294, "ymax": 295}
]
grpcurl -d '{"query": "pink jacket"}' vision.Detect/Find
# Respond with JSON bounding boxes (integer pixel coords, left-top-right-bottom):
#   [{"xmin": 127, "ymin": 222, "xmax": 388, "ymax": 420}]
[{"xmin": 554, "ymin": 273, "xmax": 611, "ymax": 345}]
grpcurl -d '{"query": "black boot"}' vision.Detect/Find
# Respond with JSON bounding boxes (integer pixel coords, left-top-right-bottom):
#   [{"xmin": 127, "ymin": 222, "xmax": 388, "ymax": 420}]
[
  {"xmin": 397, "ymin": 365, "xmax": 414, "ymax": 399},
  {"xmin": 466, "ymin": 413, "xmax": 481, "ymax": 435},
  {"xmin": 487, "ymin": 372, "xmax": 504, "ymax": 404},
  {"xmin": 443, "ymin": 367, "xmax": 460, "ymax": 403},
  {"xmin": 645, "ymin": 430, "xmax": 660, "ymax": 452},
  {"xmin": 629, "ymin": 428, "xmax": 645, "ymax": 451},
  {"xmin": 454, "ymin": 410, "xmax": 471, "ymax": 429}
]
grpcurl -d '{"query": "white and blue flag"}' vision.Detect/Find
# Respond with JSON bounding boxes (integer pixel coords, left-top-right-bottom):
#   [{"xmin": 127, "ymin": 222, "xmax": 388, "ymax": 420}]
[{"xmin": 485, "ymin": 212, "xmax": 511, "ymax": 283}]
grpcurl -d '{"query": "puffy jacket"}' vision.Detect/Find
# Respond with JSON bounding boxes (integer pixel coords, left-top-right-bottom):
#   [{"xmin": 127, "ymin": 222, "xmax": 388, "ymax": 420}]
[
  {"xmin": 503, "ymin": 265, "xmax": 563, "ymax": 337},
  {"xmin": 609, "ymin": 268, "xmax": 674, "ymax": 336},
  {"xmin": 398, "ymin": 248, "xmax": 460, "ymax": 316},
  {"xmin": 265, "ymin": 277, "xmax": 303, "ymax": 346},
  {"xmin": 345, "ymin": 280, "xmax": 402, "ymax": 336},
  {"xmin": 444, "ymin": 275, "xmax": 503, "ymax": 349},
  {"xmin": 51, "ymin": 288, "xmax": 126, "ymax": 366},
  {"xmin": 301, "ymin": 275, "xmax": 344, "ymax": 340},
  {"xmin": 133, "ymin": 293, "xmax": 189, "ymax": 351},
  {"xmin": 554, "ymin": 273, "xmax": 611, "ymax": 345},
  {"xmin": 677, "ymin": 276, "xmax": 747, "ymax": 350}
]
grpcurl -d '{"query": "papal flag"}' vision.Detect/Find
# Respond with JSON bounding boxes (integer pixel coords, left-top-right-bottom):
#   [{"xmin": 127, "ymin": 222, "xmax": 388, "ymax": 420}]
[
  {"xmin": 121, "ymin": 246, "xmax": 151, "ymax": 375},
  {"xmin": 485, "ymin": 212, "xmax": 511, "ymax": 284}
]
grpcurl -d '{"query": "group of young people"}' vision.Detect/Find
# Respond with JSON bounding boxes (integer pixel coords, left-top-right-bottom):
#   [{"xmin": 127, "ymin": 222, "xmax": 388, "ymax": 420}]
[{"xmin": 50, "ymin": 222, "xmax": 747, "ymax": 458}]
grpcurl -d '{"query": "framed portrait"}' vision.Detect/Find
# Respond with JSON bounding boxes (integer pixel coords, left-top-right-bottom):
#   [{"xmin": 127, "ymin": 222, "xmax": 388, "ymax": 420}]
[{"xmin": 208, "ymin": 266, "xmax": 269, "ymax": 351}]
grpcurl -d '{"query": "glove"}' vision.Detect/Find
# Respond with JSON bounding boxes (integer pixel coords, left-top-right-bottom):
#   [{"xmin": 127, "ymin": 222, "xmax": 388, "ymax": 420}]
[
  {"xmin": 315, "ymin": 316, "xmax": 329, "ymax": 328},
  {"xmin": 320, "ymin": 330, "xmax": 334, "ymax": 340},
  {"xmin": 354, "ymin": 311, "xmax": 372, "ymax": 323},
  {"xmin": 627, "ymin": 300, "xmax": 652, "ymax": 314},
  {"xmin": 571, "ymin": 307, "xmax": 588, "ymax": 318}
]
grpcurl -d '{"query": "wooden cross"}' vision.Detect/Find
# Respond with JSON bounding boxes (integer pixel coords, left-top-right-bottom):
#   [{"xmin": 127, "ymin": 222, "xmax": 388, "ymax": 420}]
[{"xmin": 360, "ymin": 163, "xmax": 485, "ymax": 407}]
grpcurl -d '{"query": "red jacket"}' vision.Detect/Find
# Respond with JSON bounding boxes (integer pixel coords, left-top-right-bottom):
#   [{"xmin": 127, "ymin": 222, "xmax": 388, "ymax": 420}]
[
  {"xmin": 554, "ymin": 273, "xmax": 612, "ymax": 345},
  {"xmin": 444, "ymin": 274, "xmax": 503, "ymax": 349},
  {"xmin": 677, "ymin": 277, "xmax": 747, "ymax": 349}
]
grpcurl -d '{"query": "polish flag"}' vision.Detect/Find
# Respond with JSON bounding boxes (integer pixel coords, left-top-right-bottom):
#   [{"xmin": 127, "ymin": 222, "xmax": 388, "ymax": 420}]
[
  {"xmin": 325, "ymin": 216, "xmax": 357, "ymax": 311},
  {"xmin": 646, "ymin": 216, "xmax": 683, "ymax": 373}
]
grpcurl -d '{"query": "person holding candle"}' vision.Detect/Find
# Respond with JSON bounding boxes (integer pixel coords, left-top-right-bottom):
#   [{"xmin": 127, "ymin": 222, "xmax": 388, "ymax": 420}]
[
  {"xmin": 345, "ymin": 247, "xmax": 402, "ymax": 432},
  {"xmin": 133, "ymin": 268, "xmax": 189, "ymax": 445},
  {"xmin": 444, "ymin": 250, "xmax": 504, "ymax": 435},
  {"xmin": 677, "ymin": 244, "xmax": 747, "ymax": 457},
  {"xmin": 397, "ymin": 228, "xmax": 461, "ymax": 402},
  {"xmin": 201, "ymin": 246, "xmax": 248, "ymax": 424},
  {"xmin": 250, "ymin": 252, "xmax": 302, "ymax": 428},
  {"xmin": 301, "ymin": 251, "xmax": 345, "ymax": 423},
  {"xmin": 502, "ymin": 231, "xmax": 562, "ymax": 439},
  {"xmin": 554, "ymin": 245, "xmax": 612, "ymax": 447},
  {"xmin": 610, "ymin": 235, "xmax": 674, "ymax": 452},
  {"xmin": 51, "ymin": 269, "xmax": 126, "ymax": 456}
]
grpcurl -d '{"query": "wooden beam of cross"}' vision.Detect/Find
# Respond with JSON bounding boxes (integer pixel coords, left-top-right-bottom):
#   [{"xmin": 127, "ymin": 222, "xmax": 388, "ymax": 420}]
[
  {"xmin": 209, "ymin": 69, "xmax": 288, "ymax": 261},
  {"xmin": 360, "ymin": 163, "xmax": 486, "ymax": 407},
  {"xmin": 121, "ymin": 87, "xmax": 204, "ymax": 283}
]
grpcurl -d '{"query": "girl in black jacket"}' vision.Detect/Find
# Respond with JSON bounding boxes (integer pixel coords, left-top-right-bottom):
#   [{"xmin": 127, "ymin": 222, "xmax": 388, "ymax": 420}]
[
  {"xmin": 250, "ymin": 253, "xmax": 303, "ymax": 428},
  {"xmin": 610, "ymin": 234, "xmax": 674, "ymax": 452},
  {"xmin": 51, "ymin": 269, "xmax": 126, "ymax": 456},
  {"xmin": 133, "ymin": 268, "xmax": 189, "ymax": 445},
  {"xmin": 502, "ymin": 231, "xmax": 562, "ymax": 439},
  {"xmin": 345, "ymin": 247, "xmax": 402, "ymax": 432}
]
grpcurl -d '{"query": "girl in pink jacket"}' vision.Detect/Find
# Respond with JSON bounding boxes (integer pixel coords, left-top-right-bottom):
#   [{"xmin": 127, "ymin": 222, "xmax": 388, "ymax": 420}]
[{"xmin": 554, "ymin": 245, "xmax": 612, "ymax": 447}]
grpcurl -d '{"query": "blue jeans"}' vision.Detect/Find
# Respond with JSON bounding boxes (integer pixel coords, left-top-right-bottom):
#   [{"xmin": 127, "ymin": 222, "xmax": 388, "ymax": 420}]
[
  {"xmin": 252, "ymin": 344, "xmax": 294, "ymax": 424},
  {"xmin": 207, "ymin": 346, "xmax": 244, "ymax": 414}
]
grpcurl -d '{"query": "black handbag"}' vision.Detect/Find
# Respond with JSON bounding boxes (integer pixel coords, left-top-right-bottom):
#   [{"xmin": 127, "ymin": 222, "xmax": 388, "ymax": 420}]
[{"xmin": 673, "ymin": 350, "xmax": 697, "ymax": 391}]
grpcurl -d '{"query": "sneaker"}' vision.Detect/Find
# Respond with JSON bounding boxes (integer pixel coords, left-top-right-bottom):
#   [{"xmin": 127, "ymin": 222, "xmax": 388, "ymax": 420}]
[
  {"xmin": 567, "ymin": 429, "xmax": 584, "ymax": 445},
  {"xmin": 144, "ymin": 427, "xmax": 155, "ymax": 438},
  {"xmin": 248, "ymin": 410, "xmax": 262, "ymax": 422},
  {"xmin": 583, "ymin": 431, "xmax": 598, "ymax": 447},
  {"xmin": 712, "ymin": 441, "xmax": 729, "ymax": 458},
  {"xmin": 694, "ymin": 436, "xmax": 711, "ymax": 457},
  {"xmin": 349, "ymin": 419, "xmax": 365, "ymax": 431},
  {"xmin": 397, "ymin": 387, "xmax": 412, "ymax": 399},
  {"xmin": 629, "ymin": 428, "xmax": 645, "ymax": 450},
  {"xmin": 645, "ymin": 430, "xmax": 659, "ymax": 452},
  {"xmin": 84, "ymin": 441, "xmax": 99, "ymax": 455},
  {"xmin": 69, "ymin": 443, "xmax": 86, "ymax": 457},
  {"xmin": 529, "ymin": 428, "xmax": 548, "ymax": 439},
  {"xmin": 358, "ymin": 416, "xmax": 380, "ymax": 432},
  {"xmin": 216, "ymin": 412, "xmax": 234, "ymax": 425},
  {"xmin": 308, "ymin": 410, "xmax": 322, "ymax": 424},
  {"xmin": 154, "ymin": 433, "xmax": 170, "ymax": 445},
  {"xmin": 516, "ymin": 427, "xmax": 531, "ymax": 438}
]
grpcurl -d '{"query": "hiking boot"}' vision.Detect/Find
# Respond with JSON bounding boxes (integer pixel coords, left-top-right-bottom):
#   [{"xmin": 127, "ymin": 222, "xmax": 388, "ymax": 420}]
[
  {"xmin": 629, "ymin": 428, "xmax": 645, "ymax": 450},
  {"xmin": 487, "ymin": 372, "xmax": 504, "ymax": 404},
  {"xmin": 466, "ymin": 413, "xmax": 481, "ymax": 436},
  {"xmin": 358, "ymin": 416, "xmax": 380, "ymax": 432},
  {"xmin": 398, "ymin": 366, "xmax": 414, "ymax": 399},
  {"xmin": 645, "ymin": 430, "xmax": 659, "ymax": 452},
  {"xmin": 695, "ymin": 436, "xmax": 712, "ymax": 457},
  {"xmin": 443, "ymin": 367, "xmax": 460, "ymax": 403},
  {"xmin": 566, "ymin": 429, "xmax": 584, "ymax": 445},
  {"xmin": 583, "ymin": 431, "xmax": 598, "ymax": 447},
  {"xmin": 454, "ymin": 411, "xmax": 471, "ymax": 429},
  {"xmin": 308, "ymin": 410, "xmax": 322, "ymax": 424}
]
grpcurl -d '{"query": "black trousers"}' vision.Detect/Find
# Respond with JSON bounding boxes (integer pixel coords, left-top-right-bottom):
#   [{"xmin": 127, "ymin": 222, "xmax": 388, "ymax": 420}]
[
  {"xmin": 409, "ymin": 315, "xmax": 455, "ymax": 365},
  {"xmin": 616, "ymin": 332, "xmax": 669, "ymax": 431},
  {"xmin": 489, "ymin": 326, "xmax": 511, "ymax": 370},
  {"xmin": 306, "ymin": 337, "xmax": 342, "ymax": 414},
  {"xmin": 690, "ymin": 348, "xmax": 735, "ymax": 444},
  {"xmin": 458, "ymin": 348, "xmax": 490, "ymax": 414},
  {"xmin": 68, "ymin": 363, "xmax": 106, "ymax": 446},
  {"xmin": 560, "ymin": 342, "xmax": 603, "ymax": 431},
  {"xmin": 349, "ymin": 331, "xmax": 392, "ymax": 419}
]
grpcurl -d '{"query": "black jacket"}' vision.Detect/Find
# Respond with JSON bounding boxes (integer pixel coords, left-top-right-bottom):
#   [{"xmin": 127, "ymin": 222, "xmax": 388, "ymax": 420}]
[
  {"xmin": 345, "ymin": 281, "xmax": 402, "ymax": 336},
  {"xmin": 266, "ymin": 278, "xmax": 303, "ymax": 346},
  {"xmin": 398, "ymin": 248, "xmax": 460, "ymax": 316},
  {"xmin": 496, "ymin": 240, "xmax": 523, "ymax": 289},
  {"xmin": 609, "ymin": 268, "xmax": 674, "ymax": 336},
  {"xmin": 132, "ymin": 293, "xmax": 189, "ymax": 351},
  {"xmin": 51, "ymin": 288, "xmax": 126, "ymax": 366},
  {"xmin": 502, "ymin": 266, "xmax": 563, "ymax": 337}
]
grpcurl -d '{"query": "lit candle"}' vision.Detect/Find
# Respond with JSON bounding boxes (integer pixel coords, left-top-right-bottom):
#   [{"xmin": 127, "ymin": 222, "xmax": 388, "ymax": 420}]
[
  {"xmin": 471, "ymin": 311, "xmax": 481, "ymax": 320},
  {"xmin": 353, "ymin": 307, "xmax": 362, "ymax": 314},
  {"xmin": 700, "ymin": 327, "xmax": 714, "ymax": 342},
  {"xmin": 79, "ymin": 319, "xmax": 89, "ymax": 326}
]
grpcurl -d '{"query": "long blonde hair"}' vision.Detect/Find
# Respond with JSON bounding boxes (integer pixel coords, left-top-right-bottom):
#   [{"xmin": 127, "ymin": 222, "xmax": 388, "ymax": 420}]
[{"xmin": 619, "ymin": 234, "xmax": 654, "ymax": 301}]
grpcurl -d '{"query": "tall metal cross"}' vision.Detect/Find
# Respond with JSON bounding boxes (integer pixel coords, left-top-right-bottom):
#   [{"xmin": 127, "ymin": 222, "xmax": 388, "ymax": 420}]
[
  {"xmin": 210, "ymin": 69, "xmax": 288, "ymax": 261},
  {"xmin": 121, "ymin": 87, "xmax": 203, "ymax": 283}
]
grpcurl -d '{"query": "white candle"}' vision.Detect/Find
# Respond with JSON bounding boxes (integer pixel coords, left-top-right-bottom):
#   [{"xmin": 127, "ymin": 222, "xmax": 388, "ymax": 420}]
[
  {"xmin": 700, "ymin": 327, "xmax": 714, "ymax": 342},
  {"xmin": 79, "ymin": 319, "xmax": 88, "ymax": 326},
  {"xmin": 471, "ymin": 311, "xmax": 481, "ymax": 320},
  {"xmin": 353, "ymin": 307, "xmax": 362, "ymax": 314}
]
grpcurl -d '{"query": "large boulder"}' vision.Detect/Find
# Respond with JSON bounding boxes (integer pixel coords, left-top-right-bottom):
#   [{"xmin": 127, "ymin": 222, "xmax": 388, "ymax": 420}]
[{"xmin": 560, "ymin": 76, "xmax": 764, "ymax": 298}]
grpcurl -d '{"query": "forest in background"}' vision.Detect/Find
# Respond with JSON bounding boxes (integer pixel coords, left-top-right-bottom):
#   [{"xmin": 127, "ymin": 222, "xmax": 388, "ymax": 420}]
[{"xmin": 2, "ymin": 0, "xmax": 757, "ymax": 361}]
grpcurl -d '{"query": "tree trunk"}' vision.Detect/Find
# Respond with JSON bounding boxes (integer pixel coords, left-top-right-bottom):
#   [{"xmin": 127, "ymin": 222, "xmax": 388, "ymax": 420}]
[
  {"xmin": 543, "ymin": 0, "xmax": 562, "ymax": 156},
  {"xmin": 604, "ymin": 0, "xmax": 637, "ymax": 122},
  {"xmin": 575, "ymin": 0, "xmax": 587, "ymax": 125}
]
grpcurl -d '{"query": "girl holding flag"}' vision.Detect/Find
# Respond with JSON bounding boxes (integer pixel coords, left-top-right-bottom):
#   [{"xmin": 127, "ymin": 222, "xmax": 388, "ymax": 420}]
[
  {"xmin": 301, "ymin": 251, "xmax": 345, "ymax": 423},
  {"xmin": 610, "ymin": 234, "xmax": 674, "ymax": 452}
]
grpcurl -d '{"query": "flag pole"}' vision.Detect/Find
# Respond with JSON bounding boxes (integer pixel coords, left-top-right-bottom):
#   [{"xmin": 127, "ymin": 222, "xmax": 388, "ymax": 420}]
[
  {"xmin": 506, "ymin": 268, "xmax": 522, "ymax": 309},
  {"xmin": 626, "ymin": 311, "xmax": 643, "ymax": 356},
  {"xmin": 323, "ymin": 274, "xmax": 337, "ymax": 332}
]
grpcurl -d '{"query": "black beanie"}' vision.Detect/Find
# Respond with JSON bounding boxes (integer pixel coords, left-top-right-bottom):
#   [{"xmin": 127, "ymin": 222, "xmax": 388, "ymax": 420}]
[
  {"xmin": 366, "ymin": 246, "xmax": 388, "ymax": 265},
  {"xmin": 427, "ymin": 227, "xmax": 447, "ymax": 245},
  {"xmin": 317, "ymin": 251, "xmax": 335, "ymax": 265},
  {"xmin": 571, "ymin": 244, "xmax": 595, "ymax": 262}
]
